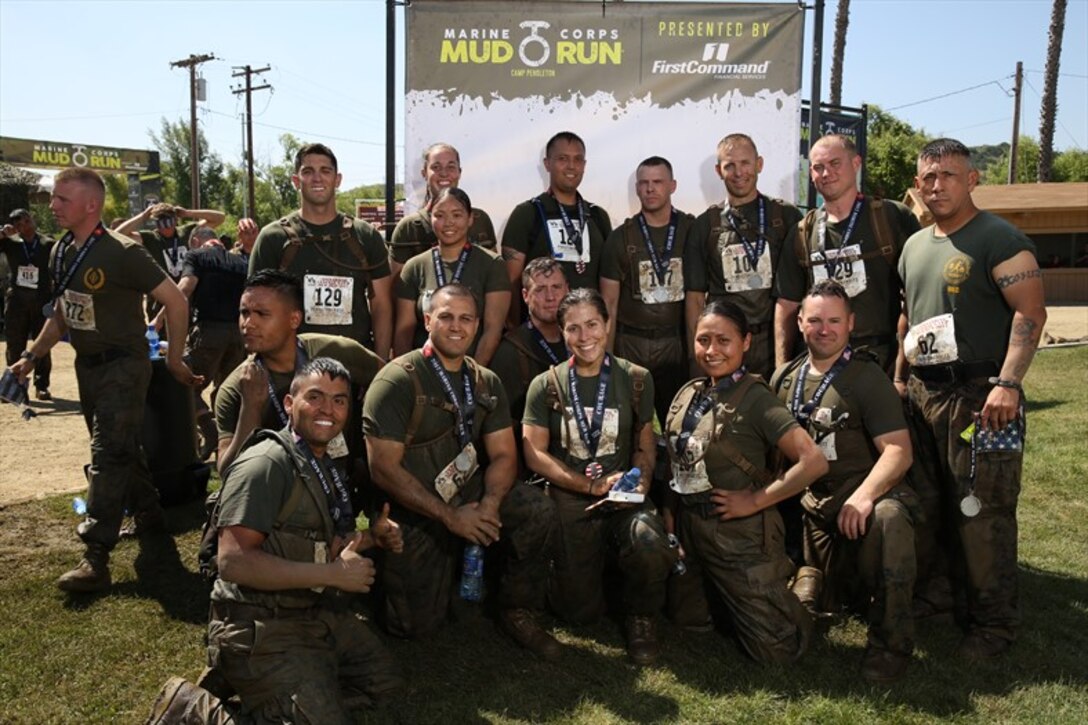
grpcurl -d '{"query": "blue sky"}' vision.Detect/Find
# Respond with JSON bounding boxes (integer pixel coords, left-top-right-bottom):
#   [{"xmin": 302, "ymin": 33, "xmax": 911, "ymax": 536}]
[{"xmin": 1, "ymin": 0, "xmax": 1085, "ymax": 189}]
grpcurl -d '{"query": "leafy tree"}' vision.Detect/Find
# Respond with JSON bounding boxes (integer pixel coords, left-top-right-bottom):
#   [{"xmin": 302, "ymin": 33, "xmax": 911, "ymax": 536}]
[
  {"xmin": 1052, "ymin": 149, "xmax": 1088, "ymax": 181},
  {"xmin": 829, "ymin": 0, "xmax": 851, "ymax": 106},
  {"xmin": 148, "ymin": 117, "xmax": 231, "ymax": 213},
  {"xmin": 863, "ymin": 105, "xmax": 929, "ymax": 200},
  {"xmin": 1038, "ymin": 0, "xmax": 1067, "ymax": 181},
  {"xmin": 981, "ymin": 137, "xmax": 1041, "ymax": 185},
  {"xmin": 101, "ymin": 174, "xmax": 131, "ymax": 225}
]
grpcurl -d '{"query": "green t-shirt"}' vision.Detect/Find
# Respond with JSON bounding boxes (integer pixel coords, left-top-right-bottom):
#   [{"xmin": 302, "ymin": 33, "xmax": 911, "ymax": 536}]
[
  {"xmin": 362, "ymin": 348, "xmax": 512, "ymax": 493},
  {"xmin": 501, "ymin": 193, "xmax": 612, "ymax": 291},
  {"xmin": 772, "ymin": 354, "xmax": 905, "ymax": 490},
  {"xmin": 776, "ymin": 198, "xmax": 919, "ymax": 339},
  {"xmin": 50, "ymin": 228, "xmax": 166, "ymax": 357},
  {"xmin": 665, "ymin": 375, "xmax": 797, "ymax": 492},
  {"xmin": 522, "ymin": 356, "xmax": 654, "ymax": 477},
  {"xmin": 899, "ymin": 210, "xmax": 1035, "ymax": 366},
  {"xmin": 214, "ymin": 332, "xmax": 384, "ymax": 456},
  {"xmin": 249, "ymin": 212, "xmax": 391, "ymax": 346},
  {"xmin": 388, "ymin": 207, "xmax": 498, "ymax": 263},
  {"xmin": 488, "ymin": 324, "xmax": 567, "ymax": 425},
  {"xmin": 395, "ymin": 245, "xmax": 508, "ymax": 350},
  {"xmin": 1, "ymin": 234, "xmax": 54, "ymax": 302},
  {"xmin": 688, "ymin": 196, "xmax": 803, "ymax": 324},
  {"xmin": 139, "ymin": 223, "xmax": 197, "ymax": 281},
  {"xmin": 599, "ymin": 211, "xmax": 696, "ymax": 332}
]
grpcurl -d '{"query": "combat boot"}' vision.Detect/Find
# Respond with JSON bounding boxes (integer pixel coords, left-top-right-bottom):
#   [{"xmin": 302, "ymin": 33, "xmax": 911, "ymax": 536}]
[
  {"xmin": 861, "ymin": 647, "xmax": 910, "ymax": 684},
  {"xmin": 791, "ymin": 565, "xmax": 824, "ymax": 614},
  {"xmin": 625, "ymin": 615, "xmax": 661, "ymax": 665},
  {"xmin": 57, "ymin": 547, "xmax": 111, "ymax": 593},
  {"xmin": 500, "ymin": 608, "xmax": 563, "ymax": 661},
  {"xmin": 956, "ymin": 631, "xmax": 1011, "ymax": 661}
]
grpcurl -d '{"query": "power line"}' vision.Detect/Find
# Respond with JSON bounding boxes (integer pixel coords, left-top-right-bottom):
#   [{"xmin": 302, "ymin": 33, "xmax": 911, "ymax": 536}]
[
  {"xmin": 1025, "ymin": 69, "xmax": 1088, "ymax": 79},
  {"xmin": 886, "ymin": 78, "xmax": 1012, "ymax": 112},
  {"xmin": 1023, "ymin": 77, "xmax": 1085, "ymax": 150},
  {"xmin": 205, "ymin": 109, "xmax": 400, "ymax": 148},
  {"xmin": 1, "ymin": 110, "xmax": 185, "ymax": 123}
]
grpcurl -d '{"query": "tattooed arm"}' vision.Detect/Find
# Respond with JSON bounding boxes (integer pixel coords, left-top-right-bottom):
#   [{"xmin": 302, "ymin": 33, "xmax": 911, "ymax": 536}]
[{"xmin": 982, "ymin": 250, "xmax": 1047, "ymax": 430}]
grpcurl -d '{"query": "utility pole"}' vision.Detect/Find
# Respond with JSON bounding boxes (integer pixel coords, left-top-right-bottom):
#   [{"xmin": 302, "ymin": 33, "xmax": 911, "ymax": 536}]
[
  {"xmin": 1008, "ymin": 61, "xmax": 1023, "ymax": 185},
  {"xmin": 385, "ymin": 0, "xmax": 397, "ymax": 240},
  {"xmin": 232, "ymin": 65, "xmax": 272, "ymax": 219},
  {"xmin": 808, "ymin": 0, "xmax": 826, "ymax": 207},
  {"xmin": 170, "ymin": 53, "xmax": 215, "ymax": 209}
]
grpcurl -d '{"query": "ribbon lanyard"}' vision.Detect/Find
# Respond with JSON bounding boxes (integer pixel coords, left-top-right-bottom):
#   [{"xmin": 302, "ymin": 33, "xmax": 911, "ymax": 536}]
[
  {"xmin": 568, "ymin": 353, "xmax": 612, "ymax": 460},
  {"xmin": 724, "ymin": 196, "xmax": 766, "ymax": 270},
  {"xmin": 552, "ymin": 191, "xmax": 587, "ymax": 256},
  {"xmin": 675, "ymin": 367, "xmax": 747, "ymax": 459},
  {"xmin": 295, "ymin": 435, "xmax": 353, "ymax": 533},
  {"xmin": 816, "ymin": 195, "xmax": 864, "ymax": 278},
  {"xmin": 526, "ymin": 319, "xmax": 566, "ymax": 366},
  {"xmin": 636, "ymin": 209, "xmax": 678, "ymax": 286},
  {"xmin": 789, "ymin": 347, "xmax": 853, "ymax": 425},
  {"xmin": 432, "ymin": 244, "xmax": 472, "ymax": 287},
  {"xmin": 256, "ymin": 342, "xmax": 309, "ymax": 427},
  {"xmin": 23, "ymin": 235, "xmax": 39, "ymax": 264},
  {"xmin": 47, "ymin": 223, "xmax": 107, "ymax": 309},
  {"xmin": 424, "ymin": 342, "xmax": 476, "ymax": 448}
]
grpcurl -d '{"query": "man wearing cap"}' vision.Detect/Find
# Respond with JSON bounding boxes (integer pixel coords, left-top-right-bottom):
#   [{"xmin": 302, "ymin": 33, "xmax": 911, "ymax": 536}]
[{"xmin": 1, "ymin": 209, "xmax": 55, "ymax": 399}]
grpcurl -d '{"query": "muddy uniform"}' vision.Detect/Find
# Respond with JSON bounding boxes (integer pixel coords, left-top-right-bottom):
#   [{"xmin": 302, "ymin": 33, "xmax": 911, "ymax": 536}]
[
  {"xmin": 205, "ymin": 428, "xmax": 401, "ymax": 722},
  {"xmin": 771, "ymin": 352, "xmax": 917, "ymax": 657},
  {"xmin": 776, "ymin": 198, "xmax": 919, "ymax": 371},
  {"xmin": 502, "ymin": 193, "xmax": 612, "ymax": 292},
  {"xmin": 2, "ymin": 233, "xmax": 54, "ymax": 391},
  {"xmin": 664, "ymin": 374, "xmax": 812, "ymax": 664},
  {"xmin": 899, "ymin": 211, "xmax": 1035, "ymax": 645},
  {"xmin": 215, "ymin": 333, "xmax": 383, "ymax": 509},
  {"xmin": 50, "ymin": 227, "xmax": 166, "ymax": 557},
  {"xmin": 362, "ymin": 349, "xmax": 555, "ymax": 637},
  {"xmin": 249, "ymin": 213, "xmax": 390, "ymax": 350},
  {"xmin": 181, "ymin": 244, "xmax": 248, "ymax": 417},
  {"xmin": 387, "ymin": 207, "xmax": 498, "ymax": 264},
  {"xmin": 522, "ymin": 356, "xmax": 672, "ymax": 624},
  {"xmin": 396, "ymin": 245, "xmax": 507, "ymax": 351},
  {"xmin": 601, "ymin": 211, "xmax": 697, "ymax": 426},
  {"xmin": 139, "ymin": 223, "xmax": 197, "ymax": 327},
  {"xmin": 689, "ymin": 196, "xmax": 802, "ymax": 378}
]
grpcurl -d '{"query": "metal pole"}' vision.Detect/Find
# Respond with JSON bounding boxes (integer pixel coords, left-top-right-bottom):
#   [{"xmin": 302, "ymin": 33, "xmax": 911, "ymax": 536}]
[
  {"xmin": 189, "ymin": 62, "xmax": 201, "ymax": 209},
  {"xmin": 232, "ymin": 65, "xmax": 271, "ymax": 220},
  {"xmin": 1008, "ymin": 61, "xmax": 1023, "ymax": 185},
  {"xmin": 808, "ymin": 0, "xmax": 825, "ymax": 207},
  {"xmin": 385, "ymin": 0, "xmax": 396, "ymax": 239}
]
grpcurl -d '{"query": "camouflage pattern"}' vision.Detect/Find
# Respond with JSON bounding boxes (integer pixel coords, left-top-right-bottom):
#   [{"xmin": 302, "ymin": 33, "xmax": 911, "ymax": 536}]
[
  {"xmin": 614, "ymin": 332, "xmax": 687, "ymax": 428},
  {"xmin": 74, "ymin": 355, "xmax": 158, "ymax": 552},
  {"xmin": 204, "ymin": 606, "xmax": 402, "ymax": 723},
  {"xmin": 548, "ymin": 487, "xmax": 673, "ymax": 623},
  {"xmin": 804, "ymin": 483, "xmax": 918, "ymax": 655},
  {"xmin": 907, "ymin": 376, "xmax": 1021, "ymax": 643},
  {"xmin": 673, "ymin": 504, "xmax": 811, "ymax": 664},
  {"xmin": 382, "ymin": 481, "xmax": 556, "ymax": 638}
]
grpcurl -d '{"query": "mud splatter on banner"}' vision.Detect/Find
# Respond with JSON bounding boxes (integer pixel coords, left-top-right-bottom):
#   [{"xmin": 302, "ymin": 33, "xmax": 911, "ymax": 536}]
[{"xmin": 406, "ymin": 1, "xmax": 803, "ymax": 233}]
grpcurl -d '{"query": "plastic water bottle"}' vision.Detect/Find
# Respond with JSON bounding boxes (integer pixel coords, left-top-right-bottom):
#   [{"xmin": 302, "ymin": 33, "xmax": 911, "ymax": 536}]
[
  {"xmin": 667, "ymin": 533, "xmax": 688, "ymax": 576},
  {"xmin": 611, "ymin": 467, "xmax": 641, "ymax": 493},
  {"xmin": 72, "ymin": 497, "xmax": 87, "ymax": 516},
  {"xmin": 460, "ymin": 543, "xmax": 484, "ymax": 602},
  {"xmin": 146, "ymin": 325, "xmax": 161, "ymax": 360}
]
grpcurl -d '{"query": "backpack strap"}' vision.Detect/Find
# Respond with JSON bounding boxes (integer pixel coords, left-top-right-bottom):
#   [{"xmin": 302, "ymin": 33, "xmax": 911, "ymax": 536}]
[
  {"xmin": 713, "ymin": 375, "xmax": 775, "ymax": 487},
  {"xmin": 391, "ymin": 358, "xmax": 429, "ymax": 449},
  {"xmin": 278, "ymin": 213, "xmax": 305, "ymax": 272},
  {"xmin": 629, "ymin": 365, "xmax": 648, "ymax": 451},
  {"xmin": 277, "ymin": 212, "xmax": 383, "ymax": 276},
  {"xmin": 865, "ymin": 198, "xmax": 898, "ymax": 265},
  {"xmin": 795, "ymin": 208, "xmax": 819, "ymax": 270},
  {"xmin": 504, "ymin": 331, "xmax": 539, "ymax": 392}
]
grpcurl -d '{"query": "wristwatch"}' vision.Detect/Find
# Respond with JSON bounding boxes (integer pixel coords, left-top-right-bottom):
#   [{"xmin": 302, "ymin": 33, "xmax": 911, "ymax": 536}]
[{"xmin": 19, "ymin": 350, "xmax": 38, "ymax": 364}]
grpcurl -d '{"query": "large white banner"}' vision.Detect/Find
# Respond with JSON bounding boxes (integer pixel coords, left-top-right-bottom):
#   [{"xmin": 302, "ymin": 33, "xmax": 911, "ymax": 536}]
[{"xmin": 406, "ymin": 1, "xmax": 804, "ymax": 234}]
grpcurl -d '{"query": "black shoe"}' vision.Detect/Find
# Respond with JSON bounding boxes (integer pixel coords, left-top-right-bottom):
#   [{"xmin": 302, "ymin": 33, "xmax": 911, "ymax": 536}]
[
  {"xmin": 861, "ymin": 647, "xmax": 910, "ymax": 684},
  {"xmin": 625, "ymin": 615, "xmax": 661, "ymax": 665},
  {"xmin": 36, "ymin": 388, "xmax": 52, "ymax": 401},
  {"xmin": 957, "ymin": 631, "xmax": 1011, "ymax": 661},
  {"xmin": 500, "ymin": 608, "xmax": 563, "ymax": 661}
]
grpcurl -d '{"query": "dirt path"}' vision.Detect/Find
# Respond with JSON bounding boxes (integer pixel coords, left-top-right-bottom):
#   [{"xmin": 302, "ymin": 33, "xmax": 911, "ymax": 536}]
[{"xmin": 2, "ymin": 305, "xmax": 1086, "ymax": 506}]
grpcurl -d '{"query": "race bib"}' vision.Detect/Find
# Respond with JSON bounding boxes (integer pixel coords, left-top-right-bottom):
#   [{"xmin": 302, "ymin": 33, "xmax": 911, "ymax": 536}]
[
  {"xmin": 15, "ymin": 265, "xmax": 39, "ymax": 289},
  {"xmin": 669, "ymin": 433, "xmax": 712, "ymax": 495},
  {"xmin": 905, "ymin": 313, "xmax": 958, "ymax": 366},
  {"xmin": 546, "ymin": 219, "xmax": 591, "ymax": 266},
  {"xmin": 304, "ymin": 274, "xmax": 354, "ymax": 326},
  {"xmin": 810, "ymin": 244, "xmax": 867, "ymax": 297},
  {"xmin": 637, "ymin": 258, "xmax": 684, "ymax": 304},
  {"xmin": 720, "ymin": 243, "xmax": 772, "ymax": 293},
  {"xmin": 435, "ymin": 443, "xmax": 478, "ymax": 503},
  {"xmin": 815, "ymin": 432, "xmax": 838, "ymax": 462},
  {"xmin": 562, "ymin": 407, "xmax": 619, "ymax": 460},
  {"xmin": 61, "ymin": 289, "xmax": 96, "ymax": 331},
  {"xmin": 327, "ymin": 432, "xmax": 349, "ymax": 459}
]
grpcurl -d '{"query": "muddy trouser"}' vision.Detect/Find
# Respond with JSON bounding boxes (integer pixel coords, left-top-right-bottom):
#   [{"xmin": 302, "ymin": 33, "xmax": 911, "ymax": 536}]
[
  {"xmin": 186, "ymin": 320, "xmax": 246, "ymax": 416},
  {"xmin": 382, "ymin": 481, "xmax": 556, "ymax": 638},
  {"xmin": 906, "ymin": 372, "xmax": 1021, "ymax": 643},
  {"xmin": 198, "ymin": 600, "xmax": 402, "ymax": 724},
  {"xmin": 803, "ymin": 485, "xmax": 917, "ymax": 655},
  {"xmin": 74, "ymin": 353, "xmax": 158, "ymax": 553},
  {"xmin": 548, "ymin": 486, "xmax": 672, "ymax": 623},
  {"xmin": 742, "ymin": 321, "xmax": 775, "ymax": 381},
  {"xmin": 672, "ymin": 498, "xmax": 811, "ymax": 664},
  {"xmin": 4, "ymin": 290, "xmax": 52, "ymax": 390},
  {"xmin": 615, "ymin": 327, "xmax": 687, "ymax": 429}
]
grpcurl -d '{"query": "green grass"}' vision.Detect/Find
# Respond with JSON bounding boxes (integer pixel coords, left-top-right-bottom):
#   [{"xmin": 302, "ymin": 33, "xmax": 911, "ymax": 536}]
[{"xmin": 1, "ymin": 348, "xmax": 1086, "ymax": 724}]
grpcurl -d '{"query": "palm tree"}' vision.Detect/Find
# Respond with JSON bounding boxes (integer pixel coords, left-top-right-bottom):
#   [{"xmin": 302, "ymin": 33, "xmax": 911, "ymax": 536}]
[
  {"xmin": 1038, "ymin": 0, "xmax": 1066, "ymax": 182},
  {"xmin": 829, "ymin": 0, "xmax": 851, "ymax": 106}
]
